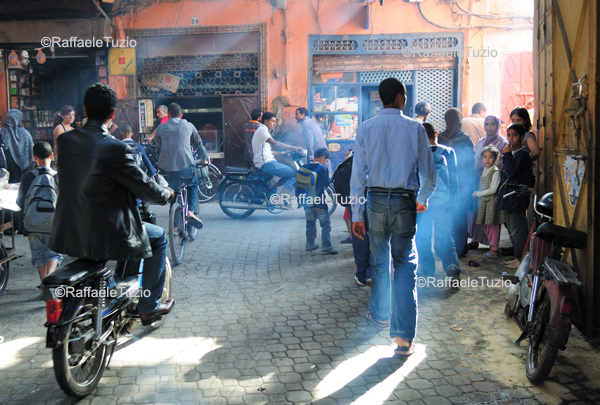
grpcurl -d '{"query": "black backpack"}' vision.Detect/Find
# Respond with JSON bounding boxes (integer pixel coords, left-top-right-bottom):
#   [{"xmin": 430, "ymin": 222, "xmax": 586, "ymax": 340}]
[{"xmin": 332, "ymin": 156, "xmax": 353, "ymax": 207}]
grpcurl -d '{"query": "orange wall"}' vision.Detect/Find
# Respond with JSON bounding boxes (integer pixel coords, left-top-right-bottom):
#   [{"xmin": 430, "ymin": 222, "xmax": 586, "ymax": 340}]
[{"xmin": 113, "ymin": 0, "xmax": 488, "ymax": 115}]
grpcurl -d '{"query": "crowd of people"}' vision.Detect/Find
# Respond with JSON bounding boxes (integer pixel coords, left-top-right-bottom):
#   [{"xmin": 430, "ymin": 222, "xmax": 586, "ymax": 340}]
[{"xmin": 0, "ymin": 78, "xmax": 539, "ymax": 355}]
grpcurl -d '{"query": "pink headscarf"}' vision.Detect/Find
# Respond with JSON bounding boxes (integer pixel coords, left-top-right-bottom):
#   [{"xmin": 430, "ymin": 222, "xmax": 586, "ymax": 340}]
[{"xmin": 474, "ymin": 114, "xmax": 508, "ymax": 171}]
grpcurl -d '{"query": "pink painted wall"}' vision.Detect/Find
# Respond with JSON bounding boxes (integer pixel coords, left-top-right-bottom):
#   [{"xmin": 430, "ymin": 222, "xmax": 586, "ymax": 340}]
[{"xmin": 113, "ymin": 0, "xmax": 485, "ymax": 115}]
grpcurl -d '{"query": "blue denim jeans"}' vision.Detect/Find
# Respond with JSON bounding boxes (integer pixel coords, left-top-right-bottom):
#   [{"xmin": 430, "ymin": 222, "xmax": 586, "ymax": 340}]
[
  {"xmin": 163, "ymin": 165, "xmax": 199, "ymax": 212},
  {"xmin": 367, "ymin": 191, "xmax": 418, "ymax": 342},
  {"xmin": 416, "ymin": 203, "xmax": 461, "ymax": 277},
  {"xmin": 260, "ymin": 160, "xmax": 296, "ymax": 189},
  {"xmin": 304, "ymin": 207, "xmax": 331, "ymax": 249},
  {"xmin": 352, "ymin": 214, "xmax": 372, "ymax": 284},
  {"xmin": 138, "ymin": 223, "xmax": 168, "ymax": 314}
]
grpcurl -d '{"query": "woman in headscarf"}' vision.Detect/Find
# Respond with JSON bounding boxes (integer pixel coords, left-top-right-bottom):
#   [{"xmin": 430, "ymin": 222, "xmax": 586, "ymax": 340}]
[
  {"xmin": 1, "ymin": 109, "xmax": 34, "ymax": 183},
  {"xmin": 0, "ymin": 109, "xmax": 34, "ymax": 233},
  {"xmin": 474, "ymin": 115, "xmax": 509, "ymax": 172},
  {"xmin": 469, "ymin": 115, "xmax": 509, "ymax": 249},
  {"xmin": 438, "ymin": 108, "xmax": 476, "ymax": 258}
]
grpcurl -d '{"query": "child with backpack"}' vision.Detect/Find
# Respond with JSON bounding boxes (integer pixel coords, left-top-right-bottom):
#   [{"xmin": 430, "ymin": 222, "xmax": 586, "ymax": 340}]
[
  {"xmin": 472, "ymin": 145, "xmax": 503, "ymax": 259},
  {"xmin": 17, "ymin": 142, "xmax": 63, "ymax": 286},
  {"xmin": 296, "ymin": 147, "xmax": 337, "ymax": 254},
  {"xmin": 415, "ymin": 123, "xmax": 461, "ymax": 283}
]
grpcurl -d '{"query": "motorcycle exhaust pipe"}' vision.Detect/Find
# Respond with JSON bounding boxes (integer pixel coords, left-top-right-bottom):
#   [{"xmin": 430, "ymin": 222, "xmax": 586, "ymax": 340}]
[{"xmin": 221, "ymin": 201, "xmax": 268, "ymax": 210}]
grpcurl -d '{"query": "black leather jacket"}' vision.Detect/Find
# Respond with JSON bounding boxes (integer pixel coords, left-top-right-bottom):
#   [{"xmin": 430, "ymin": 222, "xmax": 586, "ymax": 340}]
[{"xmin": 49, "ymin": 120, "xmax": 171, "ymax": 260}]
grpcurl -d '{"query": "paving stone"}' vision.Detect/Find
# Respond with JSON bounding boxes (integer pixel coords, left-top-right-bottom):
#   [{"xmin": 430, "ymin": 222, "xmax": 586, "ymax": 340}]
[{"xmin": 2, "ymin": 204, "xmax": 600, "ymax": 405}]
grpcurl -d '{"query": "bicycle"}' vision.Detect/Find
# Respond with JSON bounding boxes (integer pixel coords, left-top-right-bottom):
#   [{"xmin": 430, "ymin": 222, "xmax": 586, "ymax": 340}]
[{"xmin": 167, "ymin": 181, "xmax": 200, "ymax": 266}]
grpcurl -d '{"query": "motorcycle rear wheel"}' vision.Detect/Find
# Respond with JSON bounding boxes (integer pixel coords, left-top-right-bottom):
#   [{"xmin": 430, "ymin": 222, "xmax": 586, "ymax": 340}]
[
  {"xmin": 526, "ymin": 294, "xmax": 560, "ymax": 384},
  {"xmin": 168, "ymin": 202, "xmax": 186, "ymax": 266},
  {"xmin": 325, "ymin": 185, "xmax": 337, "ymax": 215},
  {"xmin": 53, "ymin": 298, "xmax": 107, "ymax": 399},
  {"xmin": 219, "ymin": 183, "xmax": 256, "ymax": 219}
]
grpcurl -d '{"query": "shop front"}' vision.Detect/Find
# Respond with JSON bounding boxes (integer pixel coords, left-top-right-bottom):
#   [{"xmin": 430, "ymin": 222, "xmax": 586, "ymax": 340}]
[
  {"xmin": 309, "ymin": 34, "xmax": 462, "ymax": 168},
  {"xmin": 122, "ymin": 25, "xmax": 268, "ymax": 168},
  {"xmin": 3, "ymin": 46, "xmax": 109, "ymax": 145}
]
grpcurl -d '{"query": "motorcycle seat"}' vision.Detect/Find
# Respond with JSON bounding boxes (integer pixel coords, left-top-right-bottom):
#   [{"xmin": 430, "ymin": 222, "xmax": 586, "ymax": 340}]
[
  {"xmin": 42, "ymin": 259, "xmax": 109, "ymax": 286},
  {"xmin": 250, "ymin": 167, "xmax": 274, "ymax": 182},
  {"xmin": 535, "ymin": 222, "xmax": 587, "ymax": 249},
  {"xmin": 226, "ymin": 166, "xmax": 250, "ymax": 175}
]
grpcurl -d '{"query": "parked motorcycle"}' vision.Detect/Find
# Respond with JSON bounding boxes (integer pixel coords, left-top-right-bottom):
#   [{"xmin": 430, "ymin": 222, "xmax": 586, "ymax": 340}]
[
  {"xmin": 502, "ymin": 184, "xmax": 587, "ymax": 384},
  {"xmin": 42, "ymin": 204, "xmax": 172, "ymax": 399},
  {"xmin": 218, "ymin": 150, "xmax": 337, "ymax": 219}
]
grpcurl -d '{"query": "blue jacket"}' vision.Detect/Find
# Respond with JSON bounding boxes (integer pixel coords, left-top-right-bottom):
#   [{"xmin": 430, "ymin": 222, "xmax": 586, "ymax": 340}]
[{"xmin": 496, "ymin": 148, "xmax": 533, "ymax": 211}]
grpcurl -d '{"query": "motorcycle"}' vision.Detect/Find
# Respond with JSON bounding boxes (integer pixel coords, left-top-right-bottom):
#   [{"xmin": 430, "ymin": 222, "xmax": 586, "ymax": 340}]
[
  {"xmin": 42, "ymin": 206, "xmax": 172, "ymax": 399},
  {"xmin": 501, "ymin": 184, "xmax": 587, "ymax": 384},
  {"xmin": 218, "ymin": 150, "xmax": 337, "ymax": 219}
]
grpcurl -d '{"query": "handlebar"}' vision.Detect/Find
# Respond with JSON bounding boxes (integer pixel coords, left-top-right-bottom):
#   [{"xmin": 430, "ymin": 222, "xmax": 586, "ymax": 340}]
[{"xmin": 503, "ymin": 185, "xmax": 552, "ymax": 222}]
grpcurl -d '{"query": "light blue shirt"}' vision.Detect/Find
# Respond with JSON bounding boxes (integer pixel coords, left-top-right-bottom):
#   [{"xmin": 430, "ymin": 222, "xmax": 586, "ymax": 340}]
[{"xmin": 350, "ymin": 108, "xmax": 437, "ymax": 222}]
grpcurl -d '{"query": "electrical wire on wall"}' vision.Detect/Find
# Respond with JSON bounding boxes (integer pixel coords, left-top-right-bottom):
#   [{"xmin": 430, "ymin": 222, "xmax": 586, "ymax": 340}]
[
  {"xmin": 452, "ymin": 3, "xmax": 532, "ymax": 21},
  {"xmin": 417, "ymin": 2, "xmax": 532, "ymax": 31}
]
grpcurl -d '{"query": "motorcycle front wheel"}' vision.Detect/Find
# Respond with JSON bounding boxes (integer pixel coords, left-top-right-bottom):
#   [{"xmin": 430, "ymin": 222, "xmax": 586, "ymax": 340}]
[
  {"xmin": 53, "ymin": 298, "xmax": 107, "ymax": 399},
  {"xmin": 219, "ymin": 183, "xmax": 256, "ymax": 219},
  {"xmin": 526, "ymin": 294, "xmax": 560, "ymax": 384},
  {"xmin": 168, "ymin": 202, "xmax": 186, "ymax": 266},
  {"xmin": 0, "ymin": 244, "xmax": 9, "ymax": 296}
]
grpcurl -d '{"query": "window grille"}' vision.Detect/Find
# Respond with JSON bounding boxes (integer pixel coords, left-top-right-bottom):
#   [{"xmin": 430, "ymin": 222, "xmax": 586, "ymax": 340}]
[
  {"xmin": 412, "ymin": 37, "xmax": 459, "ymax": 50},
  {"xmin": 361, "ymin": 71, "xmax": 413, "ymax": 84},
  {"xmin": 137, "ymin": 54, "xmax": 258, "ymax": 97},
  {"xmin": 312, "ymin": 40, "xmax": 358, "ymax": 51},
  {"xmin": 415, "ymin": 69, "xmax": 455, "ymax": 130},
  {"xmin": 362, "ymin": 39, "xmax": 408, "ymax": 51}
]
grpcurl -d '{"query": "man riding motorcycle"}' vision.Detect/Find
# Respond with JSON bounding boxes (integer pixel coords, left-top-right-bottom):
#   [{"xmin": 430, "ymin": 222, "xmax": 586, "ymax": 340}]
[{"xmin": 49, "ymin": 83, "xmax": 175, "ymax": 326}]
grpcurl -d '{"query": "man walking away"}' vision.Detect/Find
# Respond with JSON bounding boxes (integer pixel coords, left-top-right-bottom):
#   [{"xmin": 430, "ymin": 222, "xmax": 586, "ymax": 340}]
[
  {"xmin": 155, "ymin": 103, "xmax": 207, "ymax": 229},
  {"xmin": 295, "ymin": 107, "xmax": 331, "ymax": 172},
  {"xmin": 462, "ymin": 103, "xmax": 487, "ymax": 146},
  {"xmin": 351, "ymin": 78, "xmax": 437, "ymax": 356},
  {"xmin": 243, "ymin": 109, "xmax": 262, "ymax": 167},
  {"xmin": 414, "ymin": 101, "xmax": 432, "ymax": 123},
  {"xmin": 415, "ymin": 123, "xmax": 461, "ymax": 285}
]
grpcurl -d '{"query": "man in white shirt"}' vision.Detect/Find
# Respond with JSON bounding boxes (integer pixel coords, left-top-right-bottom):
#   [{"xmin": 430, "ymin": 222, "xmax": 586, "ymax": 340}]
[
  {"xmin": 252, "ymin": 112, "xmax": 303, "ymax": 206},
  {"xmin": 462, "ymin": 102, "xmax": 487, "ymax": 146}
]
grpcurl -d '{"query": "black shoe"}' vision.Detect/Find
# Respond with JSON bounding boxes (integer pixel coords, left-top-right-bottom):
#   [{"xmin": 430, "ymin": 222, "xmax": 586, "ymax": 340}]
[
  {"xmin": 187, "ymin": 216, "xmax": 203, "ymax": 229},
  {"xmin": 500, "ymin": 247, "xmax": 514, "ymax": 256},
  {"xmin": 139, "ymin": 299, "xmax": 175, "ymax": 326}
]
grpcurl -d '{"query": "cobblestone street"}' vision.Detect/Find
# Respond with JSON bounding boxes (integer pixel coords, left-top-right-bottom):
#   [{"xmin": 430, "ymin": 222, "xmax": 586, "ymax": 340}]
[{"xmin": 1, "ymin": 203, "xmax": 600, "ymax": 405}]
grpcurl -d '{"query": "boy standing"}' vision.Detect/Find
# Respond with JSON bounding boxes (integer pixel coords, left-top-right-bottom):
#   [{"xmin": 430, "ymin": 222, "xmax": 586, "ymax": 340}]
[
  {"xmin": 301, "ymin": 147, "xmax": 337, "ymax": 254},
  {"xmin": 17, "ymin": 142, "xmax": 63, "ymax": 285},
  {"xmin": 497, "ymin": 123, "xmax": 533, "ymax": 260}
]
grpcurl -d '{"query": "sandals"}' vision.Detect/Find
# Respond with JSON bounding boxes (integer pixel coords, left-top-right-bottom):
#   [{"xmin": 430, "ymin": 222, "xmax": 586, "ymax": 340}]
[
  {"xmin": 394, "ymin": 343, "xmax": 416, "ymax": 356},
  {"xmin": 366, "ymin": 313, "xmax": 389, "ymax": 328},
  {"xmin": 481, "ymin": 252, "xmax": 499, "ymax": 259}
]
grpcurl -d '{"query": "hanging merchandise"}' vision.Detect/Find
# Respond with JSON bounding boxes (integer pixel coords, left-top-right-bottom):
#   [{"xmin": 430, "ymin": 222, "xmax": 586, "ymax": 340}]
[
  {"xmin": 8, "ymin": 50, "xmax": 19, "ymax": 67},
  {"xmin": 36, "ymin": 49, "xmax": 46, "ymax": 64}
]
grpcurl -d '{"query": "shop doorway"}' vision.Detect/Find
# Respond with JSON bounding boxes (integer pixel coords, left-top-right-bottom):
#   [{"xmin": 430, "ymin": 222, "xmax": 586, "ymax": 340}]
[{"xmin": 222, "ymin": 95, "xmax": 260, "ymax": 167}]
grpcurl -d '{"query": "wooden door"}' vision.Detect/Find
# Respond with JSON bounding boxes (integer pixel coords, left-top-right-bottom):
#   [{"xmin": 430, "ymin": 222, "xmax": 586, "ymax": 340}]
[
  {"xmin": 222, "ymin": 95, "xmax": 259, "ymax": 168},
  {"xmin": 542, "ymin": 0, "xmax": 598, "ymax": 335},
  {"xmin": 113, "ymin": 99, "xmax": 140, "ymax": 142},
  {"xmin": 500, "ymin": 52, "xmax": 534, "ymax": 125}
]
